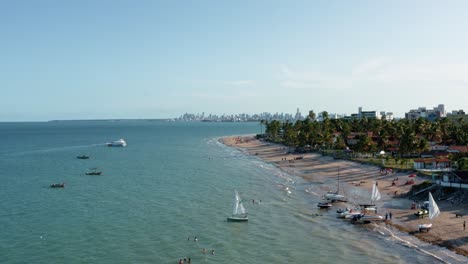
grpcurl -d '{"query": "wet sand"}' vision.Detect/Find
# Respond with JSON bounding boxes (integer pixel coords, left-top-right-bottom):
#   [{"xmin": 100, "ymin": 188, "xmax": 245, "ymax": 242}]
[{"xmin": 221, "ymin": 135, "xmax": 468, "ymax": 257}]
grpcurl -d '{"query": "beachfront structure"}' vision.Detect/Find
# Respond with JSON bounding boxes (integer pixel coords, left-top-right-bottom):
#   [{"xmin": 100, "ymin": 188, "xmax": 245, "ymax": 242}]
[
  {"xmin": 439, "ymin": 171, "xmax": 468, "ymax": 189},
  {"xmin": 405, "ymin": 104, "xmax": 446, "ymax": 121},
  {"xmin": 414, "ymin": 158, "xmax": 452, "ymax": 170}
]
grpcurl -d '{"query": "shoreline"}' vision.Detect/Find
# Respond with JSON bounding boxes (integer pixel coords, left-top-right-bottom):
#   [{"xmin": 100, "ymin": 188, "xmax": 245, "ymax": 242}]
[{"xmin": 221, "ymin": 135, "xmax": 468, "ymax": 258}]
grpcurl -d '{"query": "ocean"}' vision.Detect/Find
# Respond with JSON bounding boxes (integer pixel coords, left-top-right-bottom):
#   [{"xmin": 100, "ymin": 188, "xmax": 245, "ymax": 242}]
[{"xmin": 0, "ymin": 121, "xmax": 466, "ymax": 264}]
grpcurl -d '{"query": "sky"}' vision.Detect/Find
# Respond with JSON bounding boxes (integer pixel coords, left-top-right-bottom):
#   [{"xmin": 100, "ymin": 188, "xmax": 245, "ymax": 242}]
[{"xmin": 1, "ymin": 0, "xmax": 468, "ymax": 121}]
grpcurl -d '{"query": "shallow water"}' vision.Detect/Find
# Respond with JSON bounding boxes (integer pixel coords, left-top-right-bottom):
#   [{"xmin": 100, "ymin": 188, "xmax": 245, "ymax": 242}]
[{"xmin": 0, "ymin": 121, "xmax": 466, "ymax": 264}]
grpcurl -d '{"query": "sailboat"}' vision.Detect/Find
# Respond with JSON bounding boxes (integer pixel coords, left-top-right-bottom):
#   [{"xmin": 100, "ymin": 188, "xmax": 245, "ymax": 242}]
[
  {"xmin": 362, "ymin": 181, "xmax": 382, "ymax": 212},
  {"xmin": 227, "ymin": 190, "xmax": 248, "ymax": 222},
  {"xmin": 324, "ymin": 167, "xmax": 347, "ymax": 202},
  {"xmin": 418, "ymin": 192, "xmax": 440, "ymax": 232},
  {"xmin": 357, "ymin": 181, "xmax": 384, "ymax": 222}
]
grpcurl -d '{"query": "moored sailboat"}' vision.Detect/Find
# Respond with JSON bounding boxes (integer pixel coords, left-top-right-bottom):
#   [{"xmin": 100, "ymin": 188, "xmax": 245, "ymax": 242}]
[{"xmin": 227, "ymin": 190, "xmax": 248, "ymax": 222}]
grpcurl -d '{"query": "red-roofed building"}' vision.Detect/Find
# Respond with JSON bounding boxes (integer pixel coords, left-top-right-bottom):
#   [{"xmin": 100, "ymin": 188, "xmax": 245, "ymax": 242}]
[{"xmin": 447, "ymin": 146, "xmax": 468, "ymax": 153}]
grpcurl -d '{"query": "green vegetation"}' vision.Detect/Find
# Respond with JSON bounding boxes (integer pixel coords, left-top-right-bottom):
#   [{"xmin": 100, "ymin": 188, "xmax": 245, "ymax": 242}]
[{"xmin": 261, "ymin": 114, "xmax": 468, "ymax": 165}]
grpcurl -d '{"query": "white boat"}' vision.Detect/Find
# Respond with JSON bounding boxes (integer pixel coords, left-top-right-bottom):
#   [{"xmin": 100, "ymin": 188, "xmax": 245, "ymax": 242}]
[
  {"xmin": 106, "ymin": 139, "xmax": 127, "ymax": 147},
  {"xmin": 338, "ymin": 208, "xmax": 362, "ymax": 219},
  {"xmin": 363, "ymin": 181, "xmax": 382, "ymax": 211},
  {"xmin": 227, "ymin": 190, "xmax": 248, "ymax": 222},
  {"xmin": 324, "ymin": 167, "xmax": 347, "ymax": 202},
  {"xmin": 353, "ymin": 182, "xmax": 384, "ymax": 222},
  {"xmin": 324, "ymin": 192, "xmax": 347, "ymax": 202},
  {"xmin": 418, "ymin": 192, "xmax": 440, "ymax": 232}
]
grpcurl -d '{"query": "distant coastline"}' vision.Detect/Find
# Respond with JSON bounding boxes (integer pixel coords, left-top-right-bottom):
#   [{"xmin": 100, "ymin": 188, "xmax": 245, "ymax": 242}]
[{"xmin": 47, "ymin": 119, "xmax": 173, "ymax": 122}]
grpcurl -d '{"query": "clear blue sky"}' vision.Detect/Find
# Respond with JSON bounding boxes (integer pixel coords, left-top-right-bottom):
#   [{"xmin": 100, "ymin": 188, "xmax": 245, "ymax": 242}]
[{"xmin": 1, "ymin": 0, "xmax": 468, "ymax": 121}]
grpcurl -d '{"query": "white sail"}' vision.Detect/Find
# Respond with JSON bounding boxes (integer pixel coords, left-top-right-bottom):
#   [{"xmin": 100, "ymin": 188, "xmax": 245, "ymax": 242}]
[
  {"xmin": 232, "ymin": 191, "xmax": 246, "ymax": 216},
  {"xmin": 371, "ymin": 181, "xmax": 381, "ymax": 203},
  {"xmin": 428, "ymin": 192, "xmax": 440, "ymax": 220}
]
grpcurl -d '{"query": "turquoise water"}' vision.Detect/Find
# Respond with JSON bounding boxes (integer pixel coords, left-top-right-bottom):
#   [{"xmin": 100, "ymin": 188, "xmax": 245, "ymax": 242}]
[{"xmin": 0, "ymin": 121, "xmax": 466, "ymax": 264}]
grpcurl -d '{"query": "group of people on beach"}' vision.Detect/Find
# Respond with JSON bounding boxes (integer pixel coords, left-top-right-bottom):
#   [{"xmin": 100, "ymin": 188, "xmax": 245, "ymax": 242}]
[{"xmin": 385, "ymin": 212, "xmax": 393, "ymax": 220}]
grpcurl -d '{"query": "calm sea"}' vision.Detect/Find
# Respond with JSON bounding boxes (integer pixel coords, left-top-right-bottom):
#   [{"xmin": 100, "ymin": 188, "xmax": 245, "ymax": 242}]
[{"xmin": 0, "ymin": 121, "xmax": 466, "ymax": 264}]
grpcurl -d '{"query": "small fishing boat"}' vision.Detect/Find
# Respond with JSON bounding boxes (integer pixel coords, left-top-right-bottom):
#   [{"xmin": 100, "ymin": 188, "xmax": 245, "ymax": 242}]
[
  {"xmin": 317, "ymin": 202, "xmax": 332, "ymax": 208},
  {"xmin": 50, "ymin": 183, "xmax": 65, "ymax": 188},
  {"xmin": 227, "ymin": 190, "xmax": 248, "ymax": 222},
  {"xmin": 85, "ymin": 171, "xmax": 102, "ymax": 175},
  {"xmin": 77, "ymin": 155, "xmax": 90, "ymax": 159}
]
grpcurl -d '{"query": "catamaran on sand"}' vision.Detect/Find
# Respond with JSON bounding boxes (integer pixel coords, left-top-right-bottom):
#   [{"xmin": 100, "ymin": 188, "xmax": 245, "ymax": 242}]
[{"xmin": 418, "ymin": 192, "xmax": 440, "ymax": 232}]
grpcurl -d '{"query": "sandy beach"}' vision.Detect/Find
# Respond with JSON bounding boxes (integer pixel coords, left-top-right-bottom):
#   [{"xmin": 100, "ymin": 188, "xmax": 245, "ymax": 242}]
[{"xmin": 221, "ymin": 135, "xmax": 468, "ymax": 257}]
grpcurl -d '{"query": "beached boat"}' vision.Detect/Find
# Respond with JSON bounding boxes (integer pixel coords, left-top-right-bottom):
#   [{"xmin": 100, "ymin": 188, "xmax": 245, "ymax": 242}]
[
  {"xmin": 364, "ymin": 181, "xmax": 382, "ymax": 212},
  {"xmin": 227, "ymin": 190, "xmax": 248, "ymax": 222},
  {"xmin": 77, "ymin": 155, "xmax": 89, "ymax": 159},
  {"xmin": 106, "ymin": 139, "xmax": 127, "ymax": 147},
  {"xmin": 414, "ymin": 209, "xmax": 429, "ymax": 216},
  {"xmin": 338, "ymin": 208, "xmax": 362, "ymax": 219},
  {"xmin": 352, "ymin": 214, "xmax": 384, "ymax": 222},
  {"xmin": 317, "ymin": 202, "xmax": 332, "ymax": 208},
  {"xmin": 324, "ymin": 168, "xmax": 347, "ymax": 202},
  {"xmin": 418, "ymin": 192, "xmax": 440, "ymax": 232},
  {"xmin": 353, "ymin": 182, "xmax": 384, "ymax": 223},
  {"xmin": 50, "ymin": 183, "xmax": 65, "ymax": 188}
]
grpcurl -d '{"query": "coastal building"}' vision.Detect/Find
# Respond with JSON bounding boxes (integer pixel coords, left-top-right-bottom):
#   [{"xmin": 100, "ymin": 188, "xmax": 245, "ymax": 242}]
[
  {"xmin": 343, "ymin": 107, "xmax": 386, "ymax": 120},
  {"xmin": 447, "ymin": 146, "xmax": 468, "ymax": 154},
  {"xmin": 439, "ymin": 171, "xmax": 468, "ymax": 189},
  {"xmin": 413, "ymin": 157, "xmax": 452, "ymax": 170},
  {"xmin": 405, "ymin": 104, "xmax": 446, "ymax": 121},
  {"xmin": 446, "ymin": 109, "xmax": 468, "ymax": 123},
  {"xmin": 379, "ymin": 111, "xmax": 394, "ymax": 120},
  {"xmin": 358, "ymin": 107, "xmax": 381, "ymax": 120}
]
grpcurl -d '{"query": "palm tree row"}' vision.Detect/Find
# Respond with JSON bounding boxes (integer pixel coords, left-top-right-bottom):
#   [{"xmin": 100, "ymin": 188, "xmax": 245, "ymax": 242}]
[{"xmin": 261, "ymin": 113, "xmax": 468, "ymax": 158}]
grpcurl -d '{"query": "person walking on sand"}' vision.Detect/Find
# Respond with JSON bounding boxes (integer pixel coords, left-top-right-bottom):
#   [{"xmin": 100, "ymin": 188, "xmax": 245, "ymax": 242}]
[
  {"xmin": 464, "ymin": 221, "xmax": 466, "ymax": 231},
  {"xmin": 389, "ymin": 211, "xmax": 392, "ymax": 220},
  {"xmin": 385, "ymin": 212, "xmax": 388, "ymax": 220}
]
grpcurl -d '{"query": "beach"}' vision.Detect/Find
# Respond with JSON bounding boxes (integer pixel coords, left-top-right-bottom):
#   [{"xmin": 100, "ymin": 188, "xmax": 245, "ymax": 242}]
[{"xmin": 222, "ymin": 135, "xmax": 468, "ymax": 257}]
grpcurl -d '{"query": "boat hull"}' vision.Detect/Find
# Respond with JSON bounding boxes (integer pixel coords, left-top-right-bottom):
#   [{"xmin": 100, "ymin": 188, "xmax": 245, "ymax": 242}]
[
  {"xmin": 324, "ymin": 193, "xmax": 347, "ymax": 202},
  {"xmin": 418, "ymin": 223, "xmax": 432, "ymax": 232},
  {"xmin": 227, "ymin": 217, "xmax": 248, "ymax": 222},
  {"xmin": 318, "ymin": 202, "xmax": 332, "ymax": 208}
]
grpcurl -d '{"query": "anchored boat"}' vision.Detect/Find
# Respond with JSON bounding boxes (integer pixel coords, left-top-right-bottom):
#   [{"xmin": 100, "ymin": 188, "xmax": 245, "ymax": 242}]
[{"xmin": 227, "ymin": 190, "xmax": 248, "ymax": 222}]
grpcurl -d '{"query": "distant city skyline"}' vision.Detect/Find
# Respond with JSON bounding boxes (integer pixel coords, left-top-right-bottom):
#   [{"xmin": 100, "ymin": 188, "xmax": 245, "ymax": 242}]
[{"xmin": 1, "ymin": 1, "xmax": 468, "ymax": 121}]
